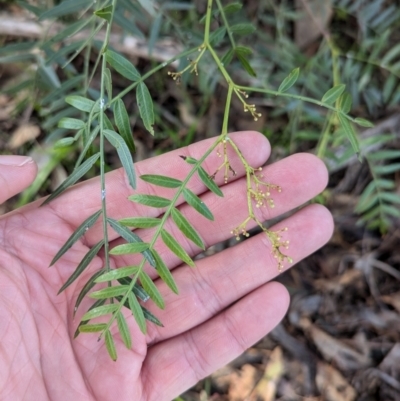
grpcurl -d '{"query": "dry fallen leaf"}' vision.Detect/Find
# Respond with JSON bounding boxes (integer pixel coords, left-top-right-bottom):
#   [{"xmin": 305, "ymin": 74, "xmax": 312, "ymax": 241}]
[
  {"xmin": 228, "ymin": 364, "xmax": 258, "ymax": 401},
  {"xmin": 8, "ymin": 124, "xmax": 41, "ymax": 149}
]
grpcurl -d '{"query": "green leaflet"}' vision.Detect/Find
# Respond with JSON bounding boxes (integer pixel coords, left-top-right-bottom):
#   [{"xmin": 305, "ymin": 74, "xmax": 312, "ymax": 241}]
[
  {"xmin": 105, "ymin": 49, "xmax": 141, "ymax": 81},
  {"xmin": 116, "ymin": 279, "xmax": 150, "ymax": 302},
  {"xmin": 354, "ymin": 117, "xmax": 374, "ymax": 128},
  {"xmin": 74, "ymin": 269, "xmax": 106, "ymax": 316},
  {"xmin": 54, "ymin": 137, "xmax": 76, "ymax": 149},
  {"xmin": 230, "ymin": 23, "xmax": 256, "ymax": 35},
  {"xmin": 50, "ymin": 209, "xmax": 102, "ymax": 266},
  {"xmin": 209, "ymin": 27, "xmax": 226, "ymax": 46},
  {"xmin": 198, "ymin": 167, "xmax": 223, "ymax": 197},
  {"xmin": 104, "ymin": 68, "xmax": 113, "ymax": 101},
  {"xmin": 129, "ymin": 194, "xmax": 171, "ymax": 208},
  {"xmin": 119, "ymin": 217, "xmax": 161, "ymax": 228},
  {"xmin": 337, "ymin": 113, "xmax": 360, "ymax": 156},
  {"xmin": 89, "ymin": 285, "xmax": 130, "ymax": 299},
  {"xmin": 81, "ymin": 303, "xmax": 119, "ymax": 321},
  {"xmin": 114, "ymin": 99, "xmax": 136, "ymax": 154},
  {"xmin": 142, "ymin": 306, "xmax": 163, "ymax": 327},
  {"xmin": 39, "ymin": 0, "xmax": 92, "ymax": 20},
  {"xmin": 136, "ymin": 82, "xmax": 155, "ymax": 135},
  {"xmin": 183, "ymin": 188, "xmax": 214, "ymax": 220},
  {"xmin": 104, "ymin": 129, "xmax": 136, "ymax": 190},
  {"xmin": 321, "ymin": 84, "xmax": 346, "ymax": 105},
  {"xmin": 58, "ymin": 117, "xmax": 85, "ymax": 130},
  {"xmin": 339, "ymin": 92, "xmax": 352, "ymax": 113},
  {"xmin": 140, "ymin": 174, "xmax": 182, "ymax": 188},
  {"xmin": 94, "ymin": 5, "xmax": 113, "ymax": 23},
  {"xmin": 65, "ymin": 95, "xmax": 98, "ymax": 113},
  {"xmin": 139, "ymin": 271, "xmax": 165, "ymax": 309},
  {"xmin": 74, "ymin": 299, "xmax": 105, "ymax": 338},
  {"xmin": 171, "ymin": 208, "xmax": 205, "ymax": 249},
  {"xmin": 42, "ymin": 152, "xmax": 100, "ymax": 205},
  {"xmin": 78, "ymin": 323, "xmax": 107, "ymax": 333},
  {"xmin": 116, "ymin": 311, "xmax": 132, "ymax": 349},
  {"xmin": 278, "ymin": 68, "xmax": 300, "ymax": 93},
  {"xmin": 151, "ymin": 249, "xmax": 178, "ymax": 294},
  {"xmin": 48, "ymin": 18, "xmax": 93, "ymax": 44},
  {"xmin": 105, "ymin": 329, "xmax": 118, "ymax": 361},
  {"xmin": 128, "ymin": 292, "xmax": 147, "ymax": 334},
  {"xmin": 74, "ymin": 126, "xmax": 100, "ymax": 169},
  {"xmin": 95, "ymin": 266, "xmax": 140, "ymax": 283},
  {"xmin": 161, "ymin": 228, "xmax": 195, "ymax": 267},
  {"xmin": 236, "ymin": 51, "xmax": 256, "ymax": 78},
  {"xmin": 110, "ymin": 243, "xmax": 150, "ymax": 255},
  {"xmin": 107, "ymin": 218, "xmax": 156, "ymax": 267},
  {"xmin": 58, "ymin": 240, "xmax": 104, "ymax": 294}
]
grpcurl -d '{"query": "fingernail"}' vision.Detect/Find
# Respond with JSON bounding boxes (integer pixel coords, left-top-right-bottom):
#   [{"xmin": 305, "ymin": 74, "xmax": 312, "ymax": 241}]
[{"xmin": 0, "ymin": 156, "xmax": 34, "ymax": 166}]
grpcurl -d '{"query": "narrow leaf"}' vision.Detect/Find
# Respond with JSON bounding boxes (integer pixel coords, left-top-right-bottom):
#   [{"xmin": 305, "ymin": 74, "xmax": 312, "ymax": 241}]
[
  {"xmin": 74, "ymin": 299, "xmax": 105, "ymax": 338},
  {"xmin": 278, "ymin": 68, "xmax": 300, "ymax": 93},
  {"xmin": 58, "ymin": 117, "xmax": 85, "ymax": 130},
  {"xmin": 89, "ymin": 285, "xmax": 130, "ymax": 299},
  {"xmin": 39, "ymin": 0, "xmax": 92, "ymax": 20},
  {"xmin": 105, "ymin": 49, "xmax": 141, "ymax": 81},
  {"xmin": 339, "ymin": 92, "xmax": 352, "ymax": 113},
  {"xmin": 95, "ymin": 266, "xmax": 140, "ymax": 283},
  {"xmin": 104, "ymin": 68, "xmax": 112, "ymax": 100},
  {"xmin": 321, "ymin": 84, "xmax": 346, "ymax": 104},
  {"xmin": 94, "ymin": 5, "xmax": 113, "ymax": 22},
  {"xmin": 230, "ymin": 23, "xmax": 256, "ymax": 35},
  {"xmin": 171, "ymin": 208, "xmax": 205, "ymax": 249},
  {"xmin": 81, "ymin": 303, "xmax": 119, "ymax": 321},
  {"xmin": 50, "ymin": 210, "xmax": 102, "ymax": 266},
  {"xmin": 42, "ymin": 152, "xmax": 100, "ymax": 205},
  {"xmin": 140, "ymin": 174, "xmax": 182, "ymax": 188},
  {"xmin": 129, "ymin": 194, "xmax": 171, "ymax": 208},
  {"xmin": 142, "ymin": 306, "xmax": 163, "ymax": 326},
  {"xmin": 54, "ymin": 137, "xmax": 76, "ymax": 149},
  {"xmin": 105, "ymin": 329, "xmax": 118, "ymax": 361},
  {"xmin": 58, "ymin": 240, "xmax": 104, "ymax": 294},
  {"xmin": 116, "ymin": 312, "xmax": 132, "ymax": 349},
  {"xmin": 139, "ymin": 271, "xmax": 164, "ymax": 309},
  {"xmin": 104, "ymin": 129, "xmax": 136, "ymax": 189},
  {"xmin": 198, "ymin": 167, "xmax": 223, "ymax": 197},
  {"xmin": 74, "ymin": 126, "xmax": 100, "ymax": 169},
  {"xmin": 79, "ymin": 323, "xmax": 107, "ymax": 333},
  {"xmin": 354, "ymin": 117, "xmax": 374, "ymax": 128},
  {"xmin": 107, "ymin": 218, "xmax": 156, "ymax": 267},
  {"xmin": 114, "ymin": 99, "xmax": 135, "ymax": 154},
  {"xmin": 74, "ymin": 269, "xmax": 106, "ymax": 315},
  {"xmin": 183, "ymin": 188, "xmax": 214, "ymax": 220},
  {"xmin": 128, "ymin": 292, "xmax": 147, "ymax": 334},
  {"xmin": 110, "ymin": 243, "xmax": 150, "ymax": 255},
  {"xmin": 65, "ymin": 95, "xmax": 98, "ymax": 113},
  {"xmin": 136, "ymin": 82, "xmax": 155, "ymax": 135},
  {"xmin": 337, "ymin": 113, "xmax": 360, "ymax": 156},
  {"xmin": 236, "ymin": 52, "xmax": 256, "ymax": 78},
  {"xmin": 119, "ymin": 217, "xmax": 161, "ymax": 228},
  {"xmin": 160, "ymin": 228, "xmax": 195, "ymax": 267},
  {"xmin": 151, "ymin": 249, "xmax": 178, "ymax": 294}
]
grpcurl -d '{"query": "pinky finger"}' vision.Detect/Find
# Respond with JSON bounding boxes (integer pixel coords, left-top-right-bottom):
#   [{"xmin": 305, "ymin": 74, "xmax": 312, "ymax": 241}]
[{"xmin": 141, "ymin": 281, "xmax": 290, "ymax": 401}]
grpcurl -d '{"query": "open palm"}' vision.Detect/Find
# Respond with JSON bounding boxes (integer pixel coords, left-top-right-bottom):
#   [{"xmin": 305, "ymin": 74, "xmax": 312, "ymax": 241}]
[{"xmin": 0, "ymin": 132, "xmax": 332, "ymax": 401}]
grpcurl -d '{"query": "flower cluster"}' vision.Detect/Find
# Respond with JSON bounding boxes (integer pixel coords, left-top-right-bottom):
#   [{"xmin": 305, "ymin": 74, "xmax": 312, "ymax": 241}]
[
  {"xmin": 267, "ymin": 227, "xmax": 293, "ymax": 272},
  {"xmin": 249, "ymin": 167, "xmax": 281, "ymax": 208}
]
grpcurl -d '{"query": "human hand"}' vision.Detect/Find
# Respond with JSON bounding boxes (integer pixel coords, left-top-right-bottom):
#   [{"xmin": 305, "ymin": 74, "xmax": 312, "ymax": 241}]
[{"xmin": 0, "ymin": 131, "xmax": 332, "ymax": 401}]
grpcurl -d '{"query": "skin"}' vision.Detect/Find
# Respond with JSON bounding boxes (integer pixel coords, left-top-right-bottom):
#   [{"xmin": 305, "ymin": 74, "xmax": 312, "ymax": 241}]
[{"xmin": 0, "ymin": 131, "xmax": 333, "ymax": 401}]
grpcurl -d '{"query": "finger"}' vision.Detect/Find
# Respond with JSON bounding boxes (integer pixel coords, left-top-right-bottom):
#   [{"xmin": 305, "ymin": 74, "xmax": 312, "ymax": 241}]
[
  {"xmin": 143, "ymin": 204, "xmax": 333, "ymax": 343},
  {"xmin": 106, "ymin": 152, "xmax": 328, "ymax": 271},
  {"xmin": 142, "ymin": 281, "xmax": 289, "ymax": 401},
  {"xmin": 0, "ymin": 156, "xmax": 37, "ymax": 206}
]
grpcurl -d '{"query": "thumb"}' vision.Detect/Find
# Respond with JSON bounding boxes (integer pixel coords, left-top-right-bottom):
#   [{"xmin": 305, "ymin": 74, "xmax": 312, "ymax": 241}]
[{"xmin": 0, "ymin": 156, "xmax": 37, "ymax": 204}]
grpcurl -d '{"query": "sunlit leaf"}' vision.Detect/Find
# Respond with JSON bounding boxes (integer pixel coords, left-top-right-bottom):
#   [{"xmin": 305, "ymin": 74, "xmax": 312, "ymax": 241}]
[
  {"xmin": 42, "ymin": 152, "xmax": 100, "ymax": 205},
  {"xmin": 58, "ymin": 240, "xmax": 104, "ymax": 294},
  {"xmin": 81, "ymin": 303, "xmax": 119, "ymax": 321},
  {"xmin": 321, "ymin": 84, "xmax": 346, "ymax": 105},
  {"xmin": 151, "ymin": 249, "xmax": 178, "ymax": 293},
  {"xmin": 116, "ymin": 311, "xmax": 132, "ymax": 349},
  {"xmin": 104, "ymin": 129, "xmax": 136, "ymax": 189},
  {"xmin": 129, "ymin": 194, "xmax": 170, "ymax": 208},
  {"xmin": 110, "ymin": 243, "xmax": 150, "ymax": 255},
  {"xmin": 78, "ymin": 323, "xmax": 107, "ymax": 333},
  {"xmin": 183, "ymin": 188, "xmax": 214, "ymax": 220},
  {"xmin": 278, "ymin": 68, "xmax": 300, "ymax": 93},
  {"xmin": 50, "ymin": 210, "xmax": 102, "ymax": 266},
  {"xmin": 105, "ymin": 329, "xmax": 117, "ymax": 361},
  {"xmin": 105, "ymin": 49, "xmax": 141, "ymax": 81},
  {"xmin": 136, "ymin": 82, "xmax": 155, "ymax": 135},
  {"xmin": 171, "ymin": 208, "xmax": 205, "ymax": 249},
  {"xmin": 197, "ymin": 167, "xmax": 223, "ymax": 197},
  {"xmin": 89, "ymin": 285, "xmax": 130, "ymax": 299},
  {"xmin": 161, "ymin": 228, "xmax": 195, "ymax": 267},
  {"xmin": 114, "ymin": 99, "xmax": 135, "ymax": 154},
  {"xmin": 119, "ymin": 217, "xmax": 161, "ymax": 228},
  {"xmin": 65, "ymin": 95, "xmax": 98, "ymax": 113},
  {"xmin": 128, "ymin": 292, "xmax": 146, "ymax": 334},
  {"xmin": 95, "ymin": 266, "xmax": 140, "ymax": 283},
  {"xmin": 140, "ymin": 174, "xmax": 182, "ymax": 188},
  {"xmin": 139, "ymin": 271, "xmax": 165, "ymax": 309}
]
